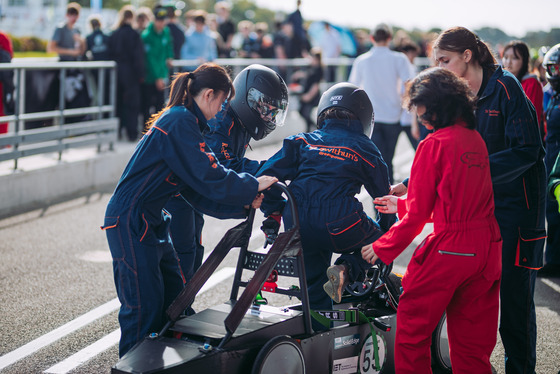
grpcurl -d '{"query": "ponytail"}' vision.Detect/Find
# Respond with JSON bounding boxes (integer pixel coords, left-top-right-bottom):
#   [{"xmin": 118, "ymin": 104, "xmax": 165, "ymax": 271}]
[
  {"xmin": 145, "ymin": 63, "xmax": 234, "ymax": 131},
  {"xmin": 433, "ymin": 27, "xmax": 496, "ymax": 68}
]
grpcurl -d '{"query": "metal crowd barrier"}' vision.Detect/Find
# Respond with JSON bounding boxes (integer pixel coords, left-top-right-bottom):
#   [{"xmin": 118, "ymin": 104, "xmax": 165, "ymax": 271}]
[
  {"xmin": 0, "ymin": 60, "xmax": 117, "ymax": 170},
  {"xmin": 0, "ymin": 56, "xmax": 430, "ymax": 171}
]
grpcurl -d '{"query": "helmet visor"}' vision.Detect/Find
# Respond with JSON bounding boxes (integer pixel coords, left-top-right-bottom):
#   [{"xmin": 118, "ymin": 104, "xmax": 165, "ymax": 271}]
[
  {"xmin": 546, "ymin": 63, "xmax": 560, "ymax": 77},
  {"xmin": 247, "ymin": 87, "xmax": 288, "ymax": 127}
]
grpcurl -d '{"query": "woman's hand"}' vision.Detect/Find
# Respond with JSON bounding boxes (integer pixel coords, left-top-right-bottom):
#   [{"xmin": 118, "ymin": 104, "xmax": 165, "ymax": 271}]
[
  {"xmin": 361, "ymin": 243, "xmax": 379, "ymax": 264},
  {"xmin": 256, "ymin": 175, "xmax": 278, "ymax": 192},
  {"xmin": 389, "ymin": 182, "xmax": 408, "ymax": 196},
  {"xmin": 249, "ymin": 176, "xmax": 279, "ymax": 209},
  {"xmin": 373, "ymin": 195, "xmax": 398, "ymax": 214},
  {"xmin": 250, "ymin": 193, "xmax": 264, "ymax": 209}
]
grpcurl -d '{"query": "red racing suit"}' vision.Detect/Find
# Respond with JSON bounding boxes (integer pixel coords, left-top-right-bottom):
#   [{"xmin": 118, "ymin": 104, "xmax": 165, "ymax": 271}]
[{"xmin": 371, "ymin": 123, "xmax": 502, "ymax": 374}]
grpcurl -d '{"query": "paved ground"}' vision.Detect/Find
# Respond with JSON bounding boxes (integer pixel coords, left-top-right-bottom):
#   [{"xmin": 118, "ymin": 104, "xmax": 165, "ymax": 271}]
[{"xmin": 1, "ymin": 114, "xmax": 559, "ymax": 373}]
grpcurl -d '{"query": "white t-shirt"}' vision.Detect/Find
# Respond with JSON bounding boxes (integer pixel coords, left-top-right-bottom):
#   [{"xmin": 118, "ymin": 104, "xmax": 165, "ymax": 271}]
[{"xmin": 349, "ymin": 46, "xmax": 412, "ymax": 124}]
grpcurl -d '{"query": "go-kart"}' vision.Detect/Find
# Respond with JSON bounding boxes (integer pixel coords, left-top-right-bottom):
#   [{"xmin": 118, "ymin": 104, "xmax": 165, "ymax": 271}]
[{"xmin": 112, "ymin": 182, "xmax": 452, "ymax": 373}]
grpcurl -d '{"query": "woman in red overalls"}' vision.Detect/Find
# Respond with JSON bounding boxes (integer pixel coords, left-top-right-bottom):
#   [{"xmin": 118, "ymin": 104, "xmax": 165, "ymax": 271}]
[{"xmin": 362, "ymin": 67, "xmax": 502, "ymax": 374}]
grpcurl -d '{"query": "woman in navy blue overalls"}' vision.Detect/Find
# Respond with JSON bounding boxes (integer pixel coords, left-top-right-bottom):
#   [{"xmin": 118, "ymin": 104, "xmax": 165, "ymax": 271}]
[
  {"xmin": 101, "ymin": 63, "xmax": 277, "ymax": 357},
  {"xmin": 165, "ymin": 64, "xmax": 289, "ymax": 288},
  {"xmin": 258, "ymin": 83, "xmax": 397, "ymax": 322}
]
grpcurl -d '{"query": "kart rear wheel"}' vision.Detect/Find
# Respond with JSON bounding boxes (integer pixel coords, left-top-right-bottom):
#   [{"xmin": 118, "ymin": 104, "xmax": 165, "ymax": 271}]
[
  {"xmin": 385, "ymin": 272, "xmax": 402, "ymax": 304},
  {"xmin": 431, "ymin": 312, "xmax": 452, "ymax": 373},
  {"xmin": 251, "ymin": 335, "xmax": 305, "ymax": 374}
]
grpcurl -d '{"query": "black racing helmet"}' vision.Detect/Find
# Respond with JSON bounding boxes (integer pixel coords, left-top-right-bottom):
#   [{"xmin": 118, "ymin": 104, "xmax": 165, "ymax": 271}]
[
  {"xmin": 544, "ymin": 43, "xmax": 560, "ymax": 92},
  {"xmin": 317, "ymin": 82, "xmax": 374, "ymax": 137},
  {"xmin": 230, "ymin": 64, "xmax": 289, "ymax": 140}
]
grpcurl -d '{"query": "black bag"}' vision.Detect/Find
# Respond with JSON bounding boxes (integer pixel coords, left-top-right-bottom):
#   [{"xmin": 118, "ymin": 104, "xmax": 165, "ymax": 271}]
[{"xmin": 0, "ymin": 47, "xmax": 15, "ymax": 115}]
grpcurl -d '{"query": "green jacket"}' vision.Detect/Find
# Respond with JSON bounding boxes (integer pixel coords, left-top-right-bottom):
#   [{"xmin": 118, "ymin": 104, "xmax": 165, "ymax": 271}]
[
  {"xmin": 141, "ymin": 22, "xmax": 174, "ymax": 84},
  {"xmin": 549, "ymin": 155, "xmax": 560, "ymax": 199}
]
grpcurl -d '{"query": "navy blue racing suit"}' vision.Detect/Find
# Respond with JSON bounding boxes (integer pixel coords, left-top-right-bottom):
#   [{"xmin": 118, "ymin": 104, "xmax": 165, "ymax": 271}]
[
  {"xmin": 476, "ymin": 66, "xmax": 546, "ymax": 374},
  {"xmin": 166, "ymin": 106, "xmax": 263, "ymax": 283},
  {"xmin": 257, "ymin": 118, "xmax": 396, "ymax": 317},
  {"xmin": 102, "ymin": 103, "xmax": 258, "ymax": 357},
  {"xmin": 545, "ymin": 90, "xmax": 560, "ymax": 267}
]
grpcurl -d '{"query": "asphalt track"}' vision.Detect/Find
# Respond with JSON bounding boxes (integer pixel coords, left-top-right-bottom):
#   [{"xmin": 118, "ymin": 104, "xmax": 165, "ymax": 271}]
[{"xmin": 1, "ymin": 119, "xmax": 559, "ymax": 373}]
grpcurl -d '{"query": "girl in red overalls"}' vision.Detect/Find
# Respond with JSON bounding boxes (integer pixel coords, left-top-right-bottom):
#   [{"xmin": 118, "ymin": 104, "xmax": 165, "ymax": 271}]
[{"xmin": 362, "ymin": 67, "xmax": 502, "ymax": 374}]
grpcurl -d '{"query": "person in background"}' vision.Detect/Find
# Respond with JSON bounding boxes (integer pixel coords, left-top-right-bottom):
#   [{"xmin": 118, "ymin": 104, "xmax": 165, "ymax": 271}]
[
  {"xmin": 502, "ymin": 40, "xmax": 545, "ymax": 139},
  {"xmin": 254, "ymin": 22, "xmax": 275, "ymax": 58},
  {"xmin": 85, "ymin": 15, "xmax": 111, "ymax": 112},
  {"xmin": 180, "ymin": 11, "xmax": 217, "ymax": 72},
  {"xmin": 0, "ymin": 31, "xmax": 13, "ymax": 134},
  {"xmin": 290, "ymin": 47, "xmax": 324, "ymax": 132},
  {"xmin": 353, "ymin": 29, "xmax": 371, "ymax": 57},
  {"xmin": 48, "ymin": 2, "xmax": 89, "ymax": 123},
  {"xmin": 85, "ymin": 15, "xmax": 110, "ymax": 61},
  {"xmin": 286, "ymin": 0, "xmax": 306, "ymax": 44},
  {"xmin": 109, "ymin": 5, "xmax": 145, "ymax": 141},
  {"xmin": 362, "ymin": 67, "xmax": 501, "ymax": 374},
  {"xmin": 102, "ymin": 63, "xmax": 277, "ymax": 357},
  {"xmin": 433, "ymin": 26, "xmax": 546, "ymax": 374},
  {"xmin": 135, "ymin": 7, "xmax": 153, "ymax": 34},
  {"xmin": 48, "ymin": 2, "xmax": 85, "ymax": 61},
  {"xmin": 540, "ymin": 43, "xmax": 560, "ymax": 277},
  {"xmin": 166, "ymin": 64, "xmax": 289, "ymax": 294},
  {"xmin": 318, "ymin": 22, "xmax": 341, "ymax": 82},
  {"xmin": 166, "ymin": 5, "xmax": 185, "ymax": 60},
  {"xmin": 257, "ymin": 82, "xmax": 396, "ymax": 325},
  {"xmin": 234, "ymin": 20, "xmax": 258, "ymax": 58},
  {"xmin": 206, "ymin": 13, "xmax": 226, "ymax": 58},
  {"xmin": 349, "ymin": 23, "xmax": 413, "ymax": 184},
  {"xmin": 140, "ymin": 5, "xmax": 174, "ymax": 127},
  {"xmin": 396, "ymin": 40, "xmax": 421, "ymax": 150},
  {"xmin": 214, "ymin": 1, "xmax": 235, "ymax": 58}
]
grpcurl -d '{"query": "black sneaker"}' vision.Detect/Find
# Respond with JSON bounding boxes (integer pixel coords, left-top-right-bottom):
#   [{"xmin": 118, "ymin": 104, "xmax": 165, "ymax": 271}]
[{"xmin": 323, "ymin": 264, "xmax": 349, "ymax": 303}]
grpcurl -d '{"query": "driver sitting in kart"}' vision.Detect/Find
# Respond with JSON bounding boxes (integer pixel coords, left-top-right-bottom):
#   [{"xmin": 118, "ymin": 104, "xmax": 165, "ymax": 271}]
[{"xmin": 257, "ymin": 83, "xmax": 396, "ymax": 325}]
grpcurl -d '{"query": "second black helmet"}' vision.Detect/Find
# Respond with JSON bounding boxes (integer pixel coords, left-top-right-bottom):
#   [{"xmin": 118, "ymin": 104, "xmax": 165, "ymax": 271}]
[
  {"xmin": 544, "ymin": 43, "xmax": 560, "ymax": 92},
  {"xmin": 317, "ymin": 82, "xmax": 374, "ymax": 137}
]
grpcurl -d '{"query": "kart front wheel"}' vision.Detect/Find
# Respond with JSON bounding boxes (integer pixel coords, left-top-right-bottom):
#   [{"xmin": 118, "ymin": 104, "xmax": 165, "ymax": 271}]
[
  {"xmin": 431, "ymin": 312, "xmax": 452, "ymax": 373},
  {"xmin": 251, "ymin": 335, "xmax": 305, "ymax": 374}
]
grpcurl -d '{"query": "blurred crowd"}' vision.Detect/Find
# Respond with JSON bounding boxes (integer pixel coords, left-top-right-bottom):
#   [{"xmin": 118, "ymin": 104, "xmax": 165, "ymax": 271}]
[{"xmin": 0, "ymin": 0, "xmax": 556, "ymax": 145}]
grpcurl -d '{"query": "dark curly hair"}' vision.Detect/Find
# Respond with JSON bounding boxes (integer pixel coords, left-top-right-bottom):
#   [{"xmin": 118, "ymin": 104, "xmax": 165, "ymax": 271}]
[{"xmin": 404, "ymin": 67, "xmax": 476, "ymax": 130}]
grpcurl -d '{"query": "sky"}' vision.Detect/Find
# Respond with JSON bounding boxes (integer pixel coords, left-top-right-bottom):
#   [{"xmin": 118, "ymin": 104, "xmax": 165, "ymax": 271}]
[{"xmin": 254, "ymin": 0, "xmax": 560, "ymax": 38}]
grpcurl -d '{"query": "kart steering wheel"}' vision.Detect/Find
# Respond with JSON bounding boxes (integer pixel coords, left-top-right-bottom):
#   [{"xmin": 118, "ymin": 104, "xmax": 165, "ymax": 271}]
[{"xmin": 344, "ymin": 262, "xmax": 393, "ymax": 298}]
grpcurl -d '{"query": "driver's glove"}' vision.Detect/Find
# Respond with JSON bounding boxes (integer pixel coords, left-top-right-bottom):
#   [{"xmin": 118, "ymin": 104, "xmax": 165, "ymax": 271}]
[{"xmin": 261, "ymin": 214, "xmax": 281, "ymax": 248}]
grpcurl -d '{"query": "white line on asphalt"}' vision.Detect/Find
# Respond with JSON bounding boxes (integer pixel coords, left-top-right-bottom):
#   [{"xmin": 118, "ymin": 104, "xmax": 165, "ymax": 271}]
[
  {"xmin": 43, "ymin": 330, "xmax": 121, "ymax": 374},
  {"xmin": 541, "ymin": 278, "xmax": 560, "ymax": 294},
  {"xmin": 0, "ymin": 298, "xmax": 120, "ymax": 371},
  {"xmin": 199, "ymin": 266, "xmax": 237, "ymax": 294},
  {"xmin": 42, "ymin": 266, "xmax": 237, "ymax": 374}
]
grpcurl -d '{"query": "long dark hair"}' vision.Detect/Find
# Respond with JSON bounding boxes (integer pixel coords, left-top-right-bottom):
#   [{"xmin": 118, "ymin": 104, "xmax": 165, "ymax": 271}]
[
  {"xmin": 114, "ymin": 5, "xmax": 134, "ymax": 30},
  {"xmin": 433, "ymin": 27, "xmax": 496, "ymax": 68},
  {"xmin": 404, "ymin": 67, "xmax": 476, "ymax": 130},
  {"xmin": 145, "ymin": 63, "xmax": 234, "ymax": 130},
  {"xmin": 502, "ymin": 40, "xmax": 530, "ymax": 80}
]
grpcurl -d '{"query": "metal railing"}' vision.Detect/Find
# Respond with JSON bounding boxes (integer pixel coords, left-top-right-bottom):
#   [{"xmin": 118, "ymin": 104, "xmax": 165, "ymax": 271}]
[
  {"xmin": 0, "ymin": 60, "xmax": 117, "ymax": 170},
  {"xmin": 171, "ymin": 56, "xmax": 356, "ymax": 92},
  {"xmin": 0, "ymin": 56, "xmax": 431, "ymax": 171}
]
